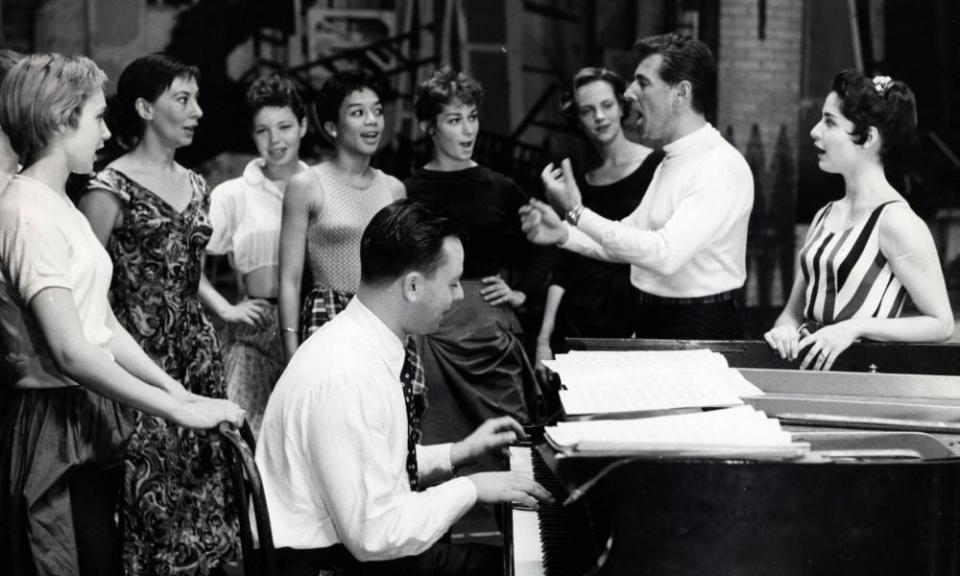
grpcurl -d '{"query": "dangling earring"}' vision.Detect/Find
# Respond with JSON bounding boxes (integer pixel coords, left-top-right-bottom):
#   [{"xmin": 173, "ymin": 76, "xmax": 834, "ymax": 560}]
[{"xmin": 329, "ymin": 129, "xmax": 338, "ymax": 138}]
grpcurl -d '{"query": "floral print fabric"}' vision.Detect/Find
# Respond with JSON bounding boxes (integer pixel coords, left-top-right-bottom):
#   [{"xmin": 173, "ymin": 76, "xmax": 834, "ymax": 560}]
[{"xmin": 87, "ymin": 168, "xmax": 238, "ymax": 575}]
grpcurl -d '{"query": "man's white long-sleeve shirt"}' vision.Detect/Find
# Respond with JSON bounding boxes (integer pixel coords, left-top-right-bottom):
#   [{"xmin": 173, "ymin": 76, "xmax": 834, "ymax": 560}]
[
  {"xmin": 563, "ymin": 123, "xmax": 753, "ymax": 298},
  {"xmin": 256, "ymin": 298, "xmax": 477, "ymax": 560}
]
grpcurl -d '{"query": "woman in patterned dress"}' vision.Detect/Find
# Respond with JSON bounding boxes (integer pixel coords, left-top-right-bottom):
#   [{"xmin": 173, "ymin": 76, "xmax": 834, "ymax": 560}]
[
  {"xmin": 78, "ymin": 54, "xmax": 251, "ymax": 575},
  {"xmin": 278, "ymin": 68, "xmax": 404, "ymax": 361},
  {"xmin": 206, "ymin": 75, "xmax": 308, "ymax": 435},
  {"xmin": 764, "ymin": 69, "xmax": 952, "ymax": 370}
]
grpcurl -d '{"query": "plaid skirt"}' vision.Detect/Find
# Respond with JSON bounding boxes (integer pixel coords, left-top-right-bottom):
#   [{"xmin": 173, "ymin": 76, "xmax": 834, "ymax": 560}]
[{"xmin": 300, "ymin": 286, "xmax": 353, "ymax": 340}]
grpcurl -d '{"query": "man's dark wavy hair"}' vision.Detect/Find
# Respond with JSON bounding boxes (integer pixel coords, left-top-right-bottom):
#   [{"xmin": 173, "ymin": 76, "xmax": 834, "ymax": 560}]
[{"xmin": 634, "ymin": 33, "xmax": 717, "ymax": 118}]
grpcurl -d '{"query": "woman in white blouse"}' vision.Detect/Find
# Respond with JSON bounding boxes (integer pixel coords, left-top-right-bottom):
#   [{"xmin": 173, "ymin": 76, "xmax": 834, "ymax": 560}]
[{"xmin": 206, "ymin": 74, "xmax": 308, "ymax": 434}]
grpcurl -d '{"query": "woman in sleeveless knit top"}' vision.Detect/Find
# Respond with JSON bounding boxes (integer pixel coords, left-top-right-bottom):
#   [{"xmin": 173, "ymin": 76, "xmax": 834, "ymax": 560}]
[
  {"xmin": 765, "ymin": 69, "xmax": 952, "ymax": 370},
  {"xmin": 278, "ymin": 69, "xmax": 404, "ymax": 361}
]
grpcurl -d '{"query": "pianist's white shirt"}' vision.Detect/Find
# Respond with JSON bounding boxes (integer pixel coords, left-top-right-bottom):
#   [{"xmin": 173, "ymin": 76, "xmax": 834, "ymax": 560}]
[{"xmin": 256, "ymin": 297, "xmax": 477, "ymax": 560}]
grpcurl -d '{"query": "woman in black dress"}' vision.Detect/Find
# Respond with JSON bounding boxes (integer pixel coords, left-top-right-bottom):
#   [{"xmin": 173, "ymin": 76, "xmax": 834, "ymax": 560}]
[
  {"xmin": 405, "ymin": 68, "xmax": 540, "ymax": 460},
  {"xmin": 534, "ymin": 67, "xmax": 662, "ymax": 368}
]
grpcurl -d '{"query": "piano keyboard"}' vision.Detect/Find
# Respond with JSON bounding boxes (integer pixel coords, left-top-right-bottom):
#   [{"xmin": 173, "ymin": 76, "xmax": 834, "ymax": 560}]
[
  {"xmin": 509, "ymin": 446, "xmax": 544, "ymax": 576},
  {"xmin": 508, "ymin": 446, "xmax": 604, "ymax": 576}
]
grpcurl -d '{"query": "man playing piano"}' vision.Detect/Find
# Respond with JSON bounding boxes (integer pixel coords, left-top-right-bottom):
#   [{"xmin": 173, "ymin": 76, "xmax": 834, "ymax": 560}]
[
  {"xmin": 256, "ymin": 198, "xmax": 552, "ymax": 576},
  {"xmin": 521, "ymin": 33, "xmax": 754, "ymax": 340}
]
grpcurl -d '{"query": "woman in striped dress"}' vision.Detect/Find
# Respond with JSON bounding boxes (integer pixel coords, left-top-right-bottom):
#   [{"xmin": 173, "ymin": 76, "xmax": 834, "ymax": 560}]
[{"xmin": 764, "ymin": 69, "xmax": 952, "ymax": 370}]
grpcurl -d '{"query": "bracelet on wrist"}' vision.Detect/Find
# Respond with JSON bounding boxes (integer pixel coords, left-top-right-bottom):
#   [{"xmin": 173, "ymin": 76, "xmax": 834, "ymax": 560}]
[
  {"xmin": 281, "ymin": 326, "xmax": 298, "ymax": 334},
  {"xmin": 564, "ymin": 204, "xmax": 585, "ymax": 226}
]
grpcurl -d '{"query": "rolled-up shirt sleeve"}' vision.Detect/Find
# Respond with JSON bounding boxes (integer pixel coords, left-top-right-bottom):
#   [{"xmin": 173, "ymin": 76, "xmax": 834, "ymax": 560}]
[
  {"xmin": 300, "ymin": 374, "xmax": 477, "ymax": 561},
  {"xmin": 417, "ymin": 443, "xmax": 456, "ymax": 486}
]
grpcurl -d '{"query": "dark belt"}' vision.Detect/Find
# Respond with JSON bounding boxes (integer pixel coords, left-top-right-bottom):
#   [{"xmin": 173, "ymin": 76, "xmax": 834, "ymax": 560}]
[{"xmin": 634, "ymin": 288, "xmax": 740, "ymax": 306}]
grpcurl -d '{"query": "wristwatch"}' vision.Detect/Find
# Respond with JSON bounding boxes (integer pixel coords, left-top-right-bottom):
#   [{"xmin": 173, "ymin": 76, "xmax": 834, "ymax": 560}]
[{"xmin": 564, "ymin": 204, "xmax": 585, "ymax": 226}]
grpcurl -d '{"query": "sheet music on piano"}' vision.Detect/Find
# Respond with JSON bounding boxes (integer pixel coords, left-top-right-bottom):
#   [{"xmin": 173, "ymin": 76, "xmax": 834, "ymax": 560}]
[
  {"xmin": 507, "ymin": 343, "xmax": 960, "ymax": 576},
  {"xmin": 543, "ymin": 349, "xmax": 763, "ymax": 416},
  {"xmin": 544, "ymin": 405, "xmax": 809, "ymax": 459}
]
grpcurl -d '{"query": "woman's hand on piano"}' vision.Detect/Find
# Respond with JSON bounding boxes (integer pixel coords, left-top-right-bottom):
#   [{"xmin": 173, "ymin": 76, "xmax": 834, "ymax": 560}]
[
  {"xmin": 797, "ymin": 322, "xmax": 857, "ymax": 371},
  {"xmin": 764, "ymin": 325, "xmax": 801, "ymax": 361},
  {"xmin": 451, "ymin": 416, "xmax": 527, "ymax": 466},
  {"xmin": 535, "ymin": 340, "xmax": 554, "ymax": 369},
  {"xmin": 466, "ymin": 471, "xmax": 554, "ymax": 509}
]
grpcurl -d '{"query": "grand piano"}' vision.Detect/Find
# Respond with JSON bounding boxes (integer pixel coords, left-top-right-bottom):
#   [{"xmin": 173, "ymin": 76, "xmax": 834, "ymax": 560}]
[{"xmin": 506, "ymin": 338, "xmax": 960, "ymax": 576}]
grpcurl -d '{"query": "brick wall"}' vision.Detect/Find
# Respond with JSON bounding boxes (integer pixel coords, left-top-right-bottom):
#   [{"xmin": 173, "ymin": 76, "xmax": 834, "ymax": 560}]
[{"xmin": 718, "ymin": 0, "xmax": 804, "ymax": 307}]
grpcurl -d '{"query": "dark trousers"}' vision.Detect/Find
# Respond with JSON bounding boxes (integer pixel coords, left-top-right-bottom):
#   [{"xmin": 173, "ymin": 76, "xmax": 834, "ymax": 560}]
[
  {"xmin": 277, "ymin": 542, "xmax": 502, "ymax": 576},
  {"xmin": 634, "ymin": 295, "xmax": 742, "ymax": 340},
  {"xmin": 70, "ymin": 463, "xmax": 126, "ymax": 576}
]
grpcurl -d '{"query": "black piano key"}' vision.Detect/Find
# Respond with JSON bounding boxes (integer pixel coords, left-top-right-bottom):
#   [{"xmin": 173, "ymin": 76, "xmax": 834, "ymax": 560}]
[{"xmin": 530, "ymin": 449, "xmax": 606, "ymax": 576}]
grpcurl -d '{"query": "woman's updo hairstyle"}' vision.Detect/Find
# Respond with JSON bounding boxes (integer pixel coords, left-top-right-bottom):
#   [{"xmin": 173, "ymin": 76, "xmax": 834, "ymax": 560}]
[
  {"xmin": 107, "ymin": 53, "xmax": 199, "ymax": 151},
  {"xmin": 559, "ymin": 67, "xmax": 630, "ymax": 128},
  {"xmin": 831, "ymin": 68, "xmax": 917, "ymax": 165}
]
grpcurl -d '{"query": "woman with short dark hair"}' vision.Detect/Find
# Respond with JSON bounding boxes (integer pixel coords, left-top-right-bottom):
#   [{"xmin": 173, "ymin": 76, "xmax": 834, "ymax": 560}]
[
  {"xmin": 206, "ymin": 74, "xmax": 308, "ymax": 434},
  {"xmin": 534, "ymin": 67, "xmax": 661, "ymax": 369},
  {"xmin": 764, "ymin": 69, "xmax": 953, "ymax": 370},
  {"xmin": 78, "ymin": 53, "xmax": 244, "ymax": 575},
  {"xmin": 277, "ymin": 68, "xmax": 405, "ymax": 360},
  {"xmin": 404, "ymin": 67, "xmax": 540, "ymax": 461}
]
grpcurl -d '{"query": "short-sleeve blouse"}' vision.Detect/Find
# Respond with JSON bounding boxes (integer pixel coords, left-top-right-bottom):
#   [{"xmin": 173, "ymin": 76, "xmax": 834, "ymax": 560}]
[
  {"xmin": 0, "ymin": 175, "xmax": 115, "ymax": 389},
  {"xmin": 207, "ymin": 158, "xmax": 309, "ymax": 274}
]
